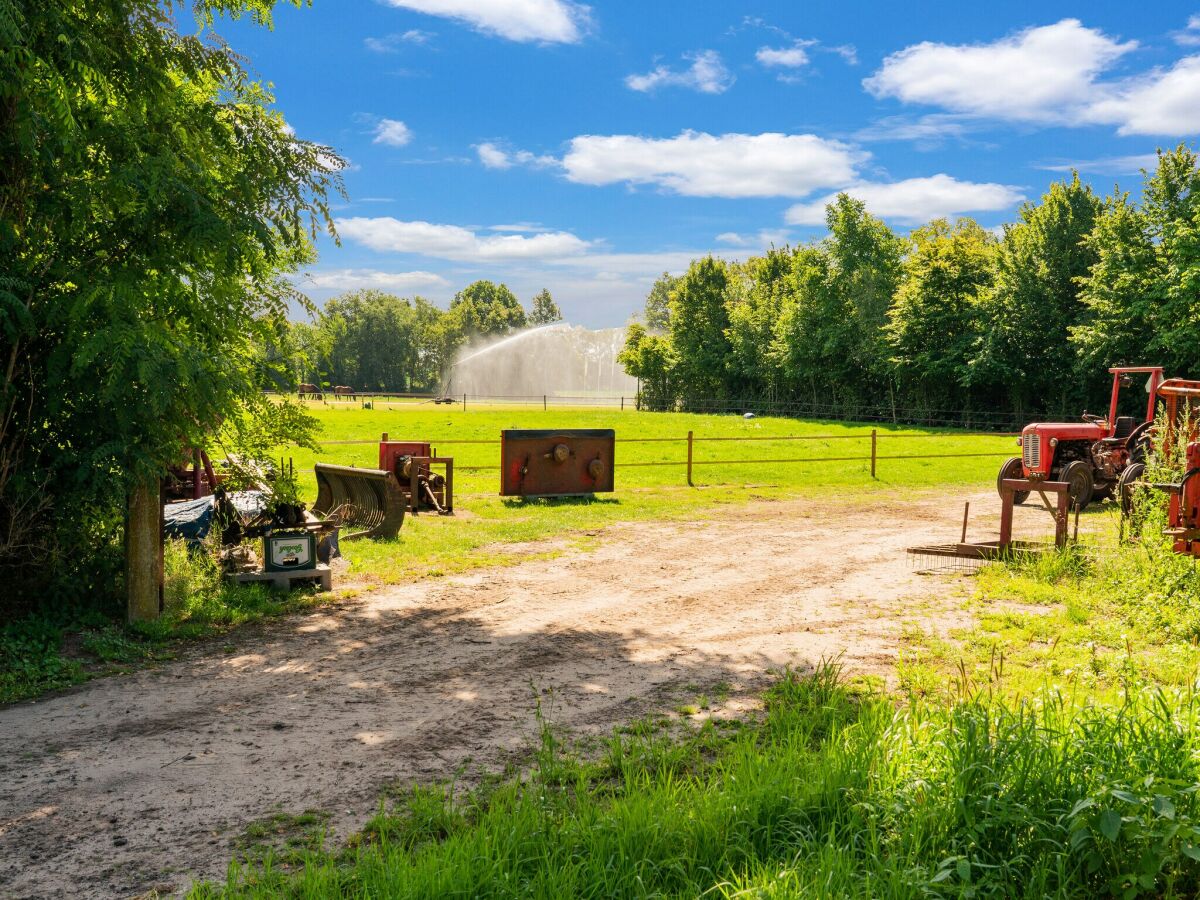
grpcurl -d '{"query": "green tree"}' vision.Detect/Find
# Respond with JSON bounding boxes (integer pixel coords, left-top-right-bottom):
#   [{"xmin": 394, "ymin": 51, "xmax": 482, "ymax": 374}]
[
  {"xmin": 1072, "ymin": 146, "xmax": 1200, "ymax": 378},
  {"xmin": 449, "ymin": 280, "xmax": 527, "ymax": 337},
  {"xmin": 528, "ymin": 288, "xmax": 563, "ymax": 326},
  {"xmin": 887, "ymin": 219, "xmax": 996, "ymax": 408},
  {"xmin": 321, "ymin": 291, "xmax": 422, "ymax": 392},
  {"xmin": 618, "ymin": 322, "xmax": 676, "ymax": 410},
  {"xmin": 669, "ymin": 257, "xmax": 732, "ymax": 401},
  {"xmin": 0, "ymin": 0, "xmax": 338, "ymax": 600},
  {"xmin": 643, "ymin": 272, "xmax": 679, "ymax": 331},
  {"xmin": 725, "ymin": 249, "xmax": 792, "ymax": 399},
  {"xmin": 971, "ymin": 174, "xmax": 1102, "ymax": 415}
]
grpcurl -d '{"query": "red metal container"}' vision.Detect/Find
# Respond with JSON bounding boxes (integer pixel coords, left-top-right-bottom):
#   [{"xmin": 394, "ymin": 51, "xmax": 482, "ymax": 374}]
[{"xmin": 500, "ymin": 429, "xmax": 615, "ymax": 497}]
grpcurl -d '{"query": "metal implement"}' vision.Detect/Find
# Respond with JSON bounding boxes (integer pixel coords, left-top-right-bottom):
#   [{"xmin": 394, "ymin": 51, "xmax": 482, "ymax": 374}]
[
  {"xmin": 378, "ymin": 437, "xmax": 454, "ymax": 515},
  {"xmin": 908, "ymin": 479, "xmax": 1072, "ymax": 571},
  {"xmin": 1000, "ymin": 366, "xmax": 1165, "ymax": 510},
  {"xmin": 500, "ymin": 428, "xmax": 615, "ymax": 497},
  {"xmin": 313, "ymin": 462, "xmax": 407, "ymax": 539}
]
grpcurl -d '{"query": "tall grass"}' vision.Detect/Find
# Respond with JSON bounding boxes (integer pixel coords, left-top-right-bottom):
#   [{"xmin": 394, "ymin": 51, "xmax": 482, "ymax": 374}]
[{"xmin": 193, "ymin": 664, "xmax": 1200, "ymax": 899}]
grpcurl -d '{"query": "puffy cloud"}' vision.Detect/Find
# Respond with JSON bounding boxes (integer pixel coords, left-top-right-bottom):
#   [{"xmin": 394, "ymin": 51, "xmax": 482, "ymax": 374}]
[
  {"xmin": 372, "ymin": 119, "xmax": 413, "ymax": 147},
  {"xmin": 1084, "ymin": 56, "xmax": 1200, "ymax": 135},
  {"xmin": 785, "ymin": 175, "xmax": 1024, "ymax": 226},
  {"xmin": 380, "ymin": 0, "xmax": 588, "ymax": 44},
  {"xmin": 716, "ymin": 229, "xmax": 791, "ymax": 248},
  {"xmin": 475, "ymin": 142, "xmax": 559, "ymax": 170},
  {"xmin": 562, "ymin": 130, "xmax": 864, "ymax": 198},
  {"xmin": 300, "ymin": 269, "xmax": 449, "ymax": 292},
  {"xmin": 755, "ymin": 44, "xmax": 809, "ymax": 69},
  {"xmin": 364, "ymin": 29, "xmax": 434, "ymax": 52},
  {"xmin": 625, "ymin": 50, "xmax": 734, "ymax": 94},
  {"xmin": 864, "ymin": 19, "xmax": 1135, "ymax": 123},
  {"xmin": 336, "ymin": 218, "xmax": 591, "ymax": 261}
]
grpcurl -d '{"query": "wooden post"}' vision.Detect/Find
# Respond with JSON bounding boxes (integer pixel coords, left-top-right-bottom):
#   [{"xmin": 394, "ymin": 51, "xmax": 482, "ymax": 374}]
[
  {"xmin": 620, "ymin": 396, "xmax": 624, "ymax": 411},
  {"xmin": 960, "ymin": 502, "xmax": 970, "ymax": 543},
  {"xmin": 126, "ymin": 478, "xmax": 163, "ymax": 623},
  {"xmin": 870, "ymin": 429, "xmax": 877, "ymax": 479},
  {"xmin": 543, "ymin": 394, "xmax": 547, "ymax": 411},
  {"xmin": 463, "ymin": 392, "xmax": 467, "ymax": 411},
  {"xmin": 686, "ymin": 430, "xmax": 694, "ymax": 487}
]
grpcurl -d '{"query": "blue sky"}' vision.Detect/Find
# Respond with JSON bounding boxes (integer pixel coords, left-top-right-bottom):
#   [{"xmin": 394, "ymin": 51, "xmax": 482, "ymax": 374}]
[{"xmin": 215, "ymin": 1, "xmax": 1200, "ymax": 326}]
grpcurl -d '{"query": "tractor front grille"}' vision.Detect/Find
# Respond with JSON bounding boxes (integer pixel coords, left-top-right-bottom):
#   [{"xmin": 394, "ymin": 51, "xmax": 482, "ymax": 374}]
[{"xmin": 1022, "ymin": 433, "xmax": 1040, "ymax": 470}]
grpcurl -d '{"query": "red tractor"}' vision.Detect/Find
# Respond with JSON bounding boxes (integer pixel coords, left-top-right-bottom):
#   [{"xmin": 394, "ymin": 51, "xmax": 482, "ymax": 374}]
[{"xmin": 997, "ymin": 366, "xmax": 1164, "ymax": 509}]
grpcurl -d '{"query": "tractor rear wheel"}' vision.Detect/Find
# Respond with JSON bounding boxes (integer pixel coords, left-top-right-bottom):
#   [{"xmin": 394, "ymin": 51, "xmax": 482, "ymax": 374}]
[
  {"xmin": 1118, "ymin": 462, "xmax": 1146, "ymax": 517},
  {"xmin": 997, "ymin": 457, "xmax": 1028, "ymax": 505},
  {"xmin": 1060, "ymin": 461, "xmax": 1094, "ymax": 510}
]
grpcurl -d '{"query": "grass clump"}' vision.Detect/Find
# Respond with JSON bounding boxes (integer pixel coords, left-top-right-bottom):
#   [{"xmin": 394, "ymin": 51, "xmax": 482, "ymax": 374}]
[{"xmin": 193, "ymin": 664, "xmax": 1200, "ymax": 899}]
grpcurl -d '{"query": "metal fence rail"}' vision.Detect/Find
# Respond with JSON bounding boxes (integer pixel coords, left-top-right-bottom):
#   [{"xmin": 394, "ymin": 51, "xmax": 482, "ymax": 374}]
[{"xmin": 311, "ymin": 427, "xmax": 1015, "ymax": 485}]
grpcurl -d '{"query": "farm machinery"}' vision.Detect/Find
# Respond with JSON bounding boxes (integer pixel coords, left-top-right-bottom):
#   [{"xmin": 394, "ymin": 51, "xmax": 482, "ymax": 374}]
[
  {"xmin": 500, "ymin": 429, "xmax": 615, "ymax": 498},
  {"xmin": 1119, "ymin": 378, "xmax": 1200, "ymax": 556},
  {"xmin": 312, "ymin": 435, "xmax": 454, "ymax": 539},
  {"xmin": 998, "ymin": 366, "xmax": 1164, "ymax": 510}
]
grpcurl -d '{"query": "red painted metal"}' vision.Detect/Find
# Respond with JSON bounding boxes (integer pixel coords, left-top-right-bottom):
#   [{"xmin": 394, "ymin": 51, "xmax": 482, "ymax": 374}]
[{"xmin": 500, "ymin": 429, "xmax": 615, "ymax": 497}]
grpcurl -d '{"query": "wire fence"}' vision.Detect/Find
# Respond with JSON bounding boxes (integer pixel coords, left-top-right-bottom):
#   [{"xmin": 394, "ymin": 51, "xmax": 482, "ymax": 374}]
[
  {"xmin": 271, "ymin": 389, "xmax": 1067, "ymax": 432},
  {"xmin": 315, "ymin": 429, "xmax": 1019, "ymax": 484}
]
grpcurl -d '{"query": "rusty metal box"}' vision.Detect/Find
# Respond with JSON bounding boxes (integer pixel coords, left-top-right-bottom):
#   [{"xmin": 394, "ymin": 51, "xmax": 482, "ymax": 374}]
[{"xmin": 500, "ymin": 429, "xmax": 615, "ymax": 497}]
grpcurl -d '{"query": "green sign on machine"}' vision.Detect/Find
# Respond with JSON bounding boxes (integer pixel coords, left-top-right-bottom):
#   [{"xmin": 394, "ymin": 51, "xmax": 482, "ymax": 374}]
[{"xmin": 263, "ymin": 531, "xmax": 317, "ymax": 573}]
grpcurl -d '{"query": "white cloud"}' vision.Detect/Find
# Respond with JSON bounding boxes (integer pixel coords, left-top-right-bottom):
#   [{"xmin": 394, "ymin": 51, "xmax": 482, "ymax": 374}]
[
  {"xmin": 300, "ymin": 269, "xmax": 449, "ymax": 292},
  {"xmin": 864, "ymin": 19, "xmax": 1136, "ymax": 123},
  {"xmin": 716, "ymin": 229, "xmax": 790, "ymax": 248},
  {"xmin": 561, "ymin": 130, "xmax": 864, "ymax": 198},
  {"xmin": 1084, "ymin": 56, "xmax": 1200, "ymax": 135},
  {"xmin": 365, "ymin": 29, "xmax": 434, "ymax": 52},
  {"xmin": 475, "ymin": 142, "xmax": 559, "ymax": 170},
  {"xmin": 373, "ymin": 119, "xmax": 413, "ymax": 147},
  {"xmin": 785, "ymin": 175, "xmax": 1024, "ymax": 226},
  {"xmin": 756, "ymin": 43, "xmax": 810, "ymax": 69},
  {"xmin": 1036, "ymin": 153, "xmax": 1159, "ymax": 175},
  {"xmin": 381, "ymin": 0, "xmax": 588, "ymax": 43},
  {"xmin": 625, "ymin": 50, "xmax": 734, "ymax": 94},
  {"xmin": 1174, "ymin": 15, "xmax": 1200, "ymax": 46},
  {"xmin": 853, "ymin": 114, "xmax": 974, "ymax": 144},
  {"xmin": 336, "ymin": 217, "xmax": 591, "ymax": 261}
]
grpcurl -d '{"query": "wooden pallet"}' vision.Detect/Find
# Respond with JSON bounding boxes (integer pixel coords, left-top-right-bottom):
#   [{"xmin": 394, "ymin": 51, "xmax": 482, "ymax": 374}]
[{"xmin": 225, "ymin": 563, "xmax": 332, "ymax": 592}]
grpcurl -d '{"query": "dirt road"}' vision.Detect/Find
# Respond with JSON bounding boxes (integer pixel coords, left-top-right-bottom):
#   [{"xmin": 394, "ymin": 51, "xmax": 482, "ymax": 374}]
[{"xmin": 0, "ymin": 489, "xmax": 1004, "ymax": 898}]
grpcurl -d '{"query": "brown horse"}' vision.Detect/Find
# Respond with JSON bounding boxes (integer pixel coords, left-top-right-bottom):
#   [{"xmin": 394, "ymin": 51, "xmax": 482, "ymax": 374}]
[
  {"xmin": 298, "ymin": 382, "xmax": 322, "ymax": 400},
  {"xmin": 333, "ymin": 385, "xmax": 356, "ymax": 401}
]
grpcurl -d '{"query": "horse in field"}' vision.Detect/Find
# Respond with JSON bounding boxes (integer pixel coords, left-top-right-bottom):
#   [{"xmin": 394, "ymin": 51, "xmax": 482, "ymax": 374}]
[
  {"xmin": 298, "ymin": 382, "xmax": 322, "ymax": 399},
  {"xmin": 333, "ymin": 385, "xmax": 356, "ymax": 400}
]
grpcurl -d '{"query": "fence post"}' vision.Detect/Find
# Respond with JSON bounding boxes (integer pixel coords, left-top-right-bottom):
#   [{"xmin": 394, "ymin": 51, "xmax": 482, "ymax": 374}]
[
  {"xmin": 543, "ymin": 394, "xmax": 547, "ymax": 411},
  {"xmin": 686, "ymin": 430, "xmax": 694, "ymax": 487},
  {"xmin": 870, "ymin": 429, "xmax": 877, "ymax": 479},
  {"xmin": 620, "ymin": 396, "xmax": 624, "ymax": 411},
  {"xmin": 463, "ymin": 392, "xmax": 467, "ymax": 411}
]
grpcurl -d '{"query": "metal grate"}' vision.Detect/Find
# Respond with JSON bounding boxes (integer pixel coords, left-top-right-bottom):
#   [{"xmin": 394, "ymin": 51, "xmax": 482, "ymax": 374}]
[{"xmin": 1022, "ymin": 433, "xmax": 1040, "ymax": 470}]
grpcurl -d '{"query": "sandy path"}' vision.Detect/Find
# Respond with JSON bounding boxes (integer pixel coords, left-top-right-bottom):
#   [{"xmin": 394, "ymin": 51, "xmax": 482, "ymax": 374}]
[{"xmin": 0, "ymin": 488, "xmax": 1010, "ymax": 898}]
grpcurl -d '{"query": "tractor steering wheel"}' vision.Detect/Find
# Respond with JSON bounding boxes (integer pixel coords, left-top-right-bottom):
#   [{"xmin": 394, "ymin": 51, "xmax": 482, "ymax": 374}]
[{"xmin": 1081, "ymin": 412, "xmax": 1106, "ymax": 426}]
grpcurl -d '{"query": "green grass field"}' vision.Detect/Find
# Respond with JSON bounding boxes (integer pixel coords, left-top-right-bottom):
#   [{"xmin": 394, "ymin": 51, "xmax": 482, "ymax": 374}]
[{"xmin": 286, "ymin": 403, "xmax": 1016, "ymax": 583}]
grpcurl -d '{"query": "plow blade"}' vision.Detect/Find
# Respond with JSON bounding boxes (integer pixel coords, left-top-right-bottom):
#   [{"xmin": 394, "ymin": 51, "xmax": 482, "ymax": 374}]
[{"xmin": 313, "ymin": 463, "xmax": 406, "ymax": 540}]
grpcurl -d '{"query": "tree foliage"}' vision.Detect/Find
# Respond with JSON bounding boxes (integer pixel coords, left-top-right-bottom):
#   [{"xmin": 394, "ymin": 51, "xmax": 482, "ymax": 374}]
[
  {"xmin": 0, "ymin": 0, "xmax": 339, "ymax": 602},
  {"xmin": 529, "ymin": 288, "xmax": 563, "ymax": 326},
  {"xmin": 623, "ymin": 150, "xmax": 1200, "ymax": 422}
]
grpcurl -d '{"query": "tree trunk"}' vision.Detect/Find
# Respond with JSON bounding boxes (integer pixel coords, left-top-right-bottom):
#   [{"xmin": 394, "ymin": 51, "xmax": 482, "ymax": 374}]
[{"xmin": 126, "ymin": 478, "xmax": 162, "ymax": 623}]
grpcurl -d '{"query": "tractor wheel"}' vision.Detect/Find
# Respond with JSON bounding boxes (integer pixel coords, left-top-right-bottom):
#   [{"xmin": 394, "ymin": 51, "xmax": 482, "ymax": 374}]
[
  {"xmin": 1060, "ymin": 461, "xmax": 1094, "ymax": 510},
  {"xmin": 1118, "ymin": 462, "xmax": 1146, "ymax": 517},
  {"xmin": 997, "ymin": 457, "xmax": 1028, "ymax": 505}
]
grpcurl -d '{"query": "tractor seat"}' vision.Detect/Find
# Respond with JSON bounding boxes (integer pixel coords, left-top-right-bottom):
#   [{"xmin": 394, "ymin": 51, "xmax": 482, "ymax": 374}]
[{"xmin": 1113, "ymin": 416, "xmax": 1137, "ymax": 440}]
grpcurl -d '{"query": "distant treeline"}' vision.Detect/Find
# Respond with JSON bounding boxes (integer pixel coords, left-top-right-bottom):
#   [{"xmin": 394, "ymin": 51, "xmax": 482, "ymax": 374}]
[
  {"xmin": 262, "ymin": 283, "xmax": 562, "ymax": 393},
  {"xmin": 620, "ymin": 146, "xmax": 1200, "ymax": 424}
]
